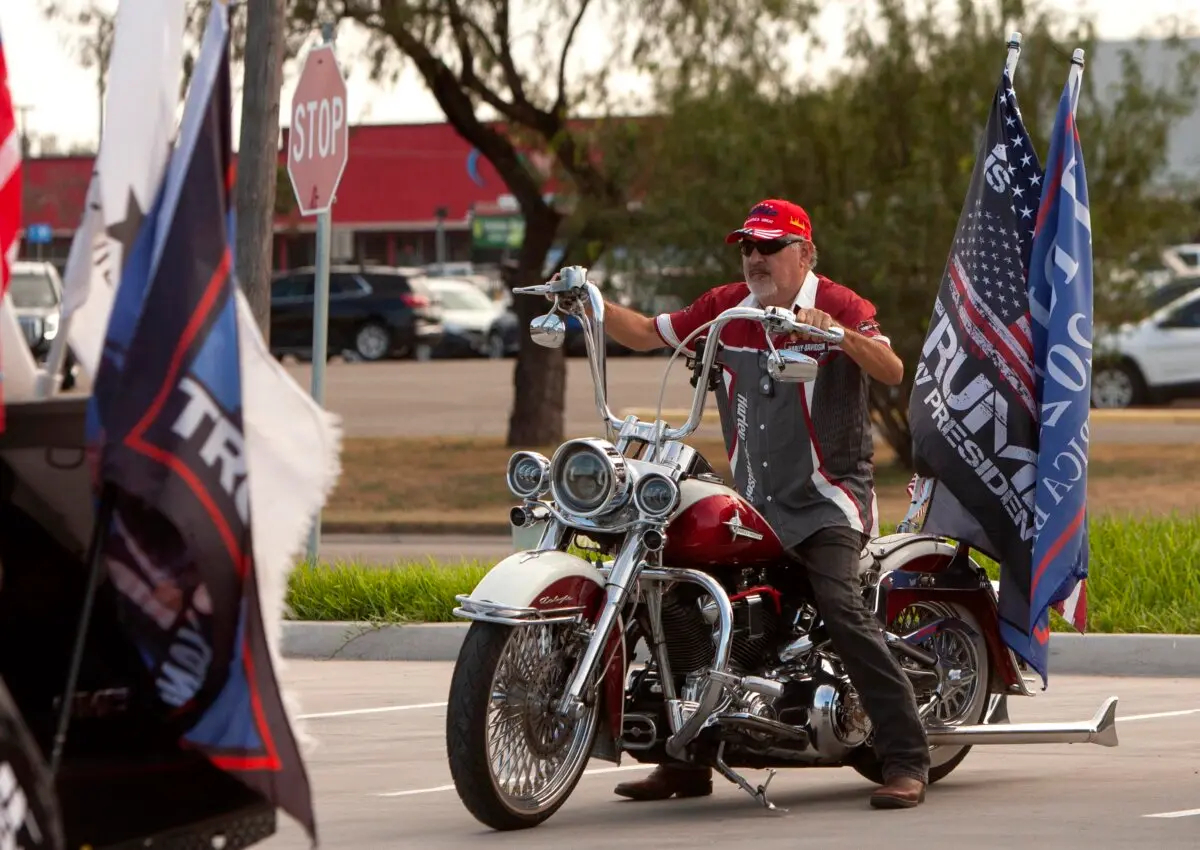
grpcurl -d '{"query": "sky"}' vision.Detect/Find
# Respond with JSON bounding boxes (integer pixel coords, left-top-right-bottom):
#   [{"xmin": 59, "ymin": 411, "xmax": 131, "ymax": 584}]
[{"xmin": 0, "ymin": 0, "xmax": 1197, "ymax": 155}]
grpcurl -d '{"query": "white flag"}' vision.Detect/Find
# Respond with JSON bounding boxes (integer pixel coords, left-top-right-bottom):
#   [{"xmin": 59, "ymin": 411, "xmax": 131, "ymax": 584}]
[
  {"xmin": 235, "ymin": 287, "xmax": 342, "ymax": 711},
  {"xmin": 48, "ymin": 0, "xmax": 186, "ymax": 386}
]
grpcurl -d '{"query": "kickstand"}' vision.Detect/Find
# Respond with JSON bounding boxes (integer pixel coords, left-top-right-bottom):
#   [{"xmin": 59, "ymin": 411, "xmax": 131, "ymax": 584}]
[{"xmin": 713, "ymin": 742, "xmax": 788, "ymax": 814}]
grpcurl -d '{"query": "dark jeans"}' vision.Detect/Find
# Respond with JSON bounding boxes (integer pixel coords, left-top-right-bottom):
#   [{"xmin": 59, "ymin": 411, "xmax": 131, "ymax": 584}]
[{"xmin": 788, "ymin": 525, "xmax": 930, "ymax": 783}]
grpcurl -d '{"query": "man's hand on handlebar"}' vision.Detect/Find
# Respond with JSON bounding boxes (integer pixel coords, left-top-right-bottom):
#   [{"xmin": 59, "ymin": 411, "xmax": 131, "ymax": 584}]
[{"xmin": 787, "ymin": 307, "xmax": 836, "ymax": 342}]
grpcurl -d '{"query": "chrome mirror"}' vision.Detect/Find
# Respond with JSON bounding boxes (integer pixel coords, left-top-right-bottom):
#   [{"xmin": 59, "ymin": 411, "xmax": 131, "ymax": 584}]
[
  {"xmin": 530, "ymin": 313, "xmax": 567, "ymax": 348},
  {"xmin": 766, "ymin": 349, "xmax": 818, "ymax": 383}
]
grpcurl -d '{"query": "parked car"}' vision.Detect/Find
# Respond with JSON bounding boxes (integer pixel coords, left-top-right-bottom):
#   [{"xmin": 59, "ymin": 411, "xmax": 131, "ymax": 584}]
[
  {"xmin": 1093, "ymin": 285, "xmax": 1200, "ymax": 408},
  {"xmin": 8, "ymin": 260, "xmax": 62, "ymax": 359},
  {"xmin": 269, "ymin": 265, "xmax": 443, "ymax": 361},
  {"xmin": 7, "ymin": 259, "xmax": 80, "ymax": 389},
  {"xmin": 425, "ymin": 277, "xmax": 505, "ymax": 358}
]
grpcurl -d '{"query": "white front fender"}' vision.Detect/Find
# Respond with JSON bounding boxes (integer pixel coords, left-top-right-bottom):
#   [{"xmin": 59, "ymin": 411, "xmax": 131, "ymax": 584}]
[{"xmin": 454, "ymin": 550, "xmax": 607, "ymax": 624}]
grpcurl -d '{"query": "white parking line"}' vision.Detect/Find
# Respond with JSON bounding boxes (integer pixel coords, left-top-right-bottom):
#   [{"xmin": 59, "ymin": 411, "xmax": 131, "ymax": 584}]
[
  {"xmin": 1144, "ymin": 808, "xmax": 1200, "ymax": 819},
  {"xmin": 352, "ymin": 701, "xmax": 1200, "ymax": 801},
  {"xmin": 375, "ymin": 764, "xmax": 652, "ymax": 798},
  {"xmin": 1119, "ymin": 708, "xmax": 1200, "ymax": 723},
  {"xmin": 298, "ymin": 702, "xmax": 448, "ymax": 720}
]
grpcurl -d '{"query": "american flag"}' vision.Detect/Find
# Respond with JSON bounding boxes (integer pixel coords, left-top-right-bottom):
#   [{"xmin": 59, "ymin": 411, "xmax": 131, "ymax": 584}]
[
  {"xmin": 944, "ymin": 69, "xmax": 1045, "ymax": 417},
  {"xmin": 0, "ymin": 32, "xmax": 22, "ymax": 434}
]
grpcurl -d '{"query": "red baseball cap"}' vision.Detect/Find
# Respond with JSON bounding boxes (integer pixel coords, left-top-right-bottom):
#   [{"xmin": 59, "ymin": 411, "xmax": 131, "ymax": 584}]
[{"xmin": 725, "ymin": 198, "xmax": 813, "ymax": 243}]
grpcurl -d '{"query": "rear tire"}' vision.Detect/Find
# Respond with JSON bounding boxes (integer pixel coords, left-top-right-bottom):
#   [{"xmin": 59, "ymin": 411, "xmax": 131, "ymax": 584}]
[
  {"xmin": 851, "ymin": 602, "xmax": 991, "ymax": 786},
  {"xmin": 446, "ymin": 621, "xmax": 600, "ymax": 831}
]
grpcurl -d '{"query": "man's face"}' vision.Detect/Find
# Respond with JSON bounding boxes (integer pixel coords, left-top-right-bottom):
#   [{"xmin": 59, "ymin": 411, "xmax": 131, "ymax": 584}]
[{"xmin": 740, "ymin": 238, "xmax": 805, "ymax": 302}]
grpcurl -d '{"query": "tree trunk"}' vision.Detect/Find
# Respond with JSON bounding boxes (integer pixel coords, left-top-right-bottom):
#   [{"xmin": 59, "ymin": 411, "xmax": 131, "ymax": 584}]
[
  {"xmin": 870, "ymin": 380, "xmax": 913, "ymax": 470},
  {"xmin": 506, "ymin": 214, "xmax": 566, "ymax": 447},
  {"xmin": 234, "ymin": 0, "xmax": 287, "ymax": 342}
]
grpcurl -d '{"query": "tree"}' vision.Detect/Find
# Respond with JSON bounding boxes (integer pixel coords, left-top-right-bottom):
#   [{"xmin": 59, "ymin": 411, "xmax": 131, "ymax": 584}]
[
  {"xmin": 40, "ymin": 1, "xmax": 114, "ymax": 146},
  {"xmin": 44, "ymin": 0, "xmax": 307, "ymax": 343},
  {"xmin": 235, "ymin": 0, "xmax": 290, "ymax": 340},
  {"xmin": 284, "ymin": 0, "xmax": 821, "ymax": 447},
  {"xmin": 615, "ymin": 0, "xmax": 1200, "ymax": 467}
]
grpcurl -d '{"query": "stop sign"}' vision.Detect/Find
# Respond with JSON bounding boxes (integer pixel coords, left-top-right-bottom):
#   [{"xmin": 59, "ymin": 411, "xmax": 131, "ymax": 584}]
[{"xmin": 286, "ymin": 44, "xmax": 349, "ymax": 217}]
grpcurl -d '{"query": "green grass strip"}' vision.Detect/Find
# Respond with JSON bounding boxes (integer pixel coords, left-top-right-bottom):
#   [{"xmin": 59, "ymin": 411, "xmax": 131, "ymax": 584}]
[{"xmin": 285, "ymin": 514, "xmax": 1200, "ymax": 633}]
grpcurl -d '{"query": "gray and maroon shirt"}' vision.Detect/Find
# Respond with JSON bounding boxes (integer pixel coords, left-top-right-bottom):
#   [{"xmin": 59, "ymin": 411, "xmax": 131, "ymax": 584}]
[{"xmin": 654, "ymin": 270, "xmax": 889, "ymax": 550}]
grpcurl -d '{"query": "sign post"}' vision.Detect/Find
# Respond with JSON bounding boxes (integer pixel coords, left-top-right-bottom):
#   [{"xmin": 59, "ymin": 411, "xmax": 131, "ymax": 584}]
[{"xmin": 287, "ymin": 24, "xmax": 349, "ymax": 562}]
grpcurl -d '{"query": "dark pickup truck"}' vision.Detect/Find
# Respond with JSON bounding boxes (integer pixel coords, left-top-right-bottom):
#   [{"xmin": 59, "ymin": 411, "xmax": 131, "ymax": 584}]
[{"xmin": 0, "ymin": 396, "xmax": 278, "ymax": 850}]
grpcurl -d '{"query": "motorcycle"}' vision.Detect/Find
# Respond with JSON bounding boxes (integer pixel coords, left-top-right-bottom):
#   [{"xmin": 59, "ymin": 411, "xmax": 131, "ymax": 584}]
[{"xmin": 444, "ymin": 266, "xmax": 1119, "ymax": 831}]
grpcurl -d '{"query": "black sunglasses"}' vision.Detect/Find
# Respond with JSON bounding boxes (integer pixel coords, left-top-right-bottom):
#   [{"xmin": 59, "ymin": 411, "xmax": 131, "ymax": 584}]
[{"xmin": 739, "ymin": 237, "xmax": 801, "ymax": 257}]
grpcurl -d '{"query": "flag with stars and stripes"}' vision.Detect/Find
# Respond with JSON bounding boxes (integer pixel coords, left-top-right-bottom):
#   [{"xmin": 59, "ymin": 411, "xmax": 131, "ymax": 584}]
[
  {"xmin": 1012, "ymin": 58, "xmax": 1094, "ymax": 683},
  {"xmin": 0, "ymin": 31, "xmax": 21, "ymax": 434},
  {"xmin": 908, "ymin": 60, "xmax": 1049, "ymax": 678}
]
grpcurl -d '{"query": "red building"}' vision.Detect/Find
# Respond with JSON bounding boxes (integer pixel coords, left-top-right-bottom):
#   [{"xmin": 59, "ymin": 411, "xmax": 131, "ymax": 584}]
[{"xmin": 17, "ymin": 120, "xmax": 560, "ymax": 275}]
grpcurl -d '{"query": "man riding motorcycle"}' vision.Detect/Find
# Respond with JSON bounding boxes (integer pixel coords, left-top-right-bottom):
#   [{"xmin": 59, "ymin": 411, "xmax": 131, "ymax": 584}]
[{"xmin": 572, "ymin": 198, "xmax": 931, "ymax": 809}]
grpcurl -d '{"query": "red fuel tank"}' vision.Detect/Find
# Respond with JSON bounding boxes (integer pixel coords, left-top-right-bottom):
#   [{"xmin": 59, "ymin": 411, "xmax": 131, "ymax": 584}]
[{"xmin": 662, "ymin": 479, "xmax": 784, "ymax": 569}]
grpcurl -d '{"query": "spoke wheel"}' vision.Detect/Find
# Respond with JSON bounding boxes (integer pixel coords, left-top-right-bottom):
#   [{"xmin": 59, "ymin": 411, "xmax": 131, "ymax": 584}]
[
  {"xmin": 447, "ymin": 621, "xmax": 600, "ymax": 830},
  {"xmin": 851, "ymin": 602, "xmax": 991, "ymax": 785}
]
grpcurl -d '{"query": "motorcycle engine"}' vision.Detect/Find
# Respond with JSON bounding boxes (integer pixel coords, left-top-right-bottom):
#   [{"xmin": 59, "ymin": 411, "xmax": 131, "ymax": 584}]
[{"xmin": 657, "ymin": 577, "xmax": 782, "ymax": 680}]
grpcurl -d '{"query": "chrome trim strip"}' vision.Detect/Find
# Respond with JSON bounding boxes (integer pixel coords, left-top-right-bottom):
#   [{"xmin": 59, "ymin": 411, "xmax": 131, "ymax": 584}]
[{"xmin": 452, "ymin": 595, "xmax": 587, "ymax": 626}]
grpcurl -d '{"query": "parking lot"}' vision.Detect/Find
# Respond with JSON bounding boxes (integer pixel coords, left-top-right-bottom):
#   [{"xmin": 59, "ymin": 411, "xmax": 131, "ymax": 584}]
[
  {"xmin": 281, "ymin": 357, "xmax": 1200, "ymax": 441},
  {"xmin": 257, "ymin": 661, "xmax": 1200, "ymax": 849}
]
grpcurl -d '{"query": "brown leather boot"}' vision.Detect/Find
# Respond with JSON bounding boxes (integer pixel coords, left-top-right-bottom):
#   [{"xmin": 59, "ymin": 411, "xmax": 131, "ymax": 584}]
[
  {"xmin": 869, "ymin": 775, "xmax": 927, "ymax": 809},
  {"xmin": 614, "ymin": 765, "xmax": 713, "ymax": 801}
]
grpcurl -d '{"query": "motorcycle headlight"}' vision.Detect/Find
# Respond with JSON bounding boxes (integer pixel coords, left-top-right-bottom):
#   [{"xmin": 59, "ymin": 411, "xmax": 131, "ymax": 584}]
[
  {"xmin": 549, "ymin": 439, "xmax": 630, "ymax": 518},
  {"xmin": 634, "ymin": 473, "xmax": 679, "ymax": 519},
  {"xmin": 506, "ymin": 451, "xmax": 550, "ymax": 499}
]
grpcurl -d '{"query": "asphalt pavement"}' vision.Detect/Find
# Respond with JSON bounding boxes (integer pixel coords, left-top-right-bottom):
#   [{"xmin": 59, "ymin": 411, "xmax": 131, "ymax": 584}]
[
  {"xmin": 257, "ymin": 661, "xmax": 1200, "ymax": 849},
  {"xmin": 318, "ymin": 532, "xmax": 513, "ymax": 565},
  {"xmin": 283, "ymin": 358, "xmax": 1200, "ymax": 441}
]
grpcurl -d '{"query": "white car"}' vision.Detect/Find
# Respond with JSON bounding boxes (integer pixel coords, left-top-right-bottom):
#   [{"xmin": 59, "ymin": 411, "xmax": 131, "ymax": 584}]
[{"xmin": 1092, "ymin": 286, "xmax": 1200, "ymax": 408}]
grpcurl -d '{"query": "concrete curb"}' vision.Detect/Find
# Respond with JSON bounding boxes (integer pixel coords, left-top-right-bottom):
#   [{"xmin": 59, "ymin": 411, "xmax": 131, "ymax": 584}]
[{"xmin": 282, "ymin": 621, "xmax": 1200, "ymax": 677}]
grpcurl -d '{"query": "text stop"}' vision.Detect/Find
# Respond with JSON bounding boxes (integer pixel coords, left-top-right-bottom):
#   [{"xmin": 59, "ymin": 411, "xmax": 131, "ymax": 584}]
[{"xmin": 291, "ymin": 95, "xmax": 345, "ymax": 162}]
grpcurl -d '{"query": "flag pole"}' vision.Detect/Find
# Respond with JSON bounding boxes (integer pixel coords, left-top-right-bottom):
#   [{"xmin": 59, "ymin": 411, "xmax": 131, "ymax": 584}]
[
  {"xmin": 49, "ymin": 483, "xmax": 117, "ymax": 776},
  {"xmin": 1005, "ymin": 30, "xmax": 1023, "ymax": 80},
  {"xmin": 1068, "ymin": 48, "xmax": 1086, "ymax": 118}
]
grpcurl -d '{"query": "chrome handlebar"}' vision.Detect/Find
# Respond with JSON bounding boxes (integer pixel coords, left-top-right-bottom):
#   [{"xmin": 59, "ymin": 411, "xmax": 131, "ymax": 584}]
[{"xmin": 514, "ymin": 267, "xmax": 844, "ymax": 444}]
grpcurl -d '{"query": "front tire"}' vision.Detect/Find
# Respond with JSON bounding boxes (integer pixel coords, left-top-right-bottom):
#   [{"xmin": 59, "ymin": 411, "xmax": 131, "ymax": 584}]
[
  {"xmin": 446, "ymin": 621, "xmax": 600, "ymax": 831},
  {"xmin": 851, "ymin": 602, "xmax": 992, "ymax": 786}
]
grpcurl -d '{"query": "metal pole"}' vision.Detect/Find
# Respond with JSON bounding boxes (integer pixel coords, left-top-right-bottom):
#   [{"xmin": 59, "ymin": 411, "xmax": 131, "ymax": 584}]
[
  {"xmin": 435, "ymin": 206, "xmax": 447, "ymax": 275},
  {"xmin": 306, "ymin": 21, "xmax": 335, "ymax": 563}
]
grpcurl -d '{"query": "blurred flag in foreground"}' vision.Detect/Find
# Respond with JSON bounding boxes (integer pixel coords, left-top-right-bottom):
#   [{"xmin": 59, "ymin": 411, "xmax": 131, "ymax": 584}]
[
  {"xmin": 38, "ymin": 0, "xmax": 185, "ymax": 393},
  {"xmin": 0, "ymin": 29, "xmax": 21, "ymax": 432},
  {"xmin": 86, "ymin": 4, "xmax": 341, "ymax": 844}
]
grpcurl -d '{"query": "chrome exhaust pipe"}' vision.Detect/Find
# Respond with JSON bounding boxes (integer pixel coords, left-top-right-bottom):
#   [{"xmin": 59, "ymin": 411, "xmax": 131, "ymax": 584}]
[{"xmin": 925, "ymin": 696, "xmax": 1119, "ymax": 748}]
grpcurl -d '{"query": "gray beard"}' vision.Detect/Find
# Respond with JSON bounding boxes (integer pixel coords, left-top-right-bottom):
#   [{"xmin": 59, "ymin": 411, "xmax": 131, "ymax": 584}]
[{"xmin": 747, "ymin": 278, "xmax": 778, "ymax": 303}]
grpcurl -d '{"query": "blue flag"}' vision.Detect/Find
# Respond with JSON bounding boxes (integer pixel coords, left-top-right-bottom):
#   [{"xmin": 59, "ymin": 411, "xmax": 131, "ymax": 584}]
[
  {"xmin": 1006, "ymin": 58, "xmax": 1094, "ymax": 682},
  {"xmin": 86, "ymin": 5, "xmax": 317, "ymax": 843}
]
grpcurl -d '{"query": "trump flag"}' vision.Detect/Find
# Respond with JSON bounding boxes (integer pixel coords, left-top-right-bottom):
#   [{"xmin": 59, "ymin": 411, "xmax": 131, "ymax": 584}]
[
  {"xmin": 1005, "ymin": 53, "xmax": 1094, "ymax": 681},
  {"xmin": 86, "ymin": 4, "xmax": 336, "ymax": 843}
]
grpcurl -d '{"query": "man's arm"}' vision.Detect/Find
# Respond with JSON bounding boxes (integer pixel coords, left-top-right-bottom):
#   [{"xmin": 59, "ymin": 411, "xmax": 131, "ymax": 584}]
[
  {"xmin": 835, "ymin": 328, "xmax": 904, "ymax": 385},
  {"xmin": 792, "ymin": 302, "xmax": 905, "ymax": 386},
  {"xmin": 592, "ymin": 300, "xmax": 667, "ymax": 352}
]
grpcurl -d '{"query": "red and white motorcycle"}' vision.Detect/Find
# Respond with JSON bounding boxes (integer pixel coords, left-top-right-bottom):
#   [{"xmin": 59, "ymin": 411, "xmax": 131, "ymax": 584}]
[{"xmin": 445, "ymin": 266, "xmax": 1118, "ymax": 831}]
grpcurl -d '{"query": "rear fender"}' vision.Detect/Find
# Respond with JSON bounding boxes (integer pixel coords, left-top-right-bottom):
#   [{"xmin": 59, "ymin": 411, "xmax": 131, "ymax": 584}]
[
  {"xmin": 453, "ymin": 550, "xmax": 627, "ymax": 761},
  {"xmin": 867, "ymin": 534, "xmax": 1029, "ymax": 695}
]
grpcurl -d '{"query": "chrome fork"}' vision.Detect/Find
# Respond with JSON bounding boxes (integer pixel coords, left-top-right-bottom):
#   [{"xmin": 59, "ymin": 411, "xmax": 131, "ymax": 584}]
[{"xmin": 555, "ymin": 536, "xmax": 647, "ymax": 719}]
